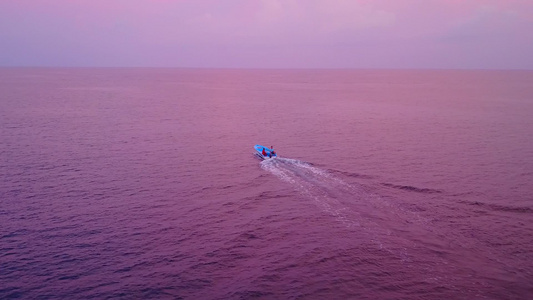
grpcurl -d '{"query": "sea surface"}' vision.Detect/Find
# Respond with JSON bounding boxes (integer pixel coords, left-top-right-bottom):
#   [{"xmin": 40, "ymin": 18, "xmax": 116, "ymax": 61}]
[{"xmin": 1, "ymin": 68, "xmax": 533, "ymax": 299}]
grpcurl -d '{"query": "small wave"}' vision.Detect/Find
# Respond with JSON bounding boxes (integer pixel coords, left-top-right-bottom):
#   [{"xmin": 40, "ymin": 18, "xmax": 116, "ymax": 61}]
[{"xmin": 382, "ymin": 183, "xmax": 443, "ymax": 194}]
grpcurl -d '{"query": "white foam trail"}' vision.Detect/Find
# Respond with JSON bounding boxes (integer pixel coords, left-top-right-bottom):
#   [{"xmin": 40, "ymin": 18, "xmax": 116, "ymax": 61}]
[
  {"xmin": 260, "ymin": 158, "xmax": 362, "ymax": 228},
  {"xmin": 260, "ymin": 157, "xmax": 417, "ymax": 260}
]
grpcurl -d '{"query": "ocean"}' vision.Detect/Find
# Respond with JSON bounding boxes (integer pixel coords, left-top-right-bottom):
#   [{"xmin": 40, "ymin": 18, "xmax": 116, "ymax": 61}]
[{"xmin": 1, "ymin": 68, "xmax": 532, "ymax": 299}]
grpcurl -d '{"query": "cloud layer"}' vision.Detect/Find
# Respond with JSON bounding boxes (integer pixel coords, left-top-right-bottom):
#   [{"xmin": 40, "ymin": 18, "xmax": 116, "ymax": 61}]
[{"xmin": 1, "ymin": 0, "xmax": 532, "ymax": 68}]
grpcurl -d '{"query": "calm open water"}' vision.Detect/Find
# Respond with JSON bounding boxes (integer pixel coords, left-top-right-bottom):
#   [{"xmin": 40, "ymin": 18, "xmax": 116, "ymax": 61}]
[{"xmin": 1, "ymin": 68, "xmax": 533, "ymax": 299}]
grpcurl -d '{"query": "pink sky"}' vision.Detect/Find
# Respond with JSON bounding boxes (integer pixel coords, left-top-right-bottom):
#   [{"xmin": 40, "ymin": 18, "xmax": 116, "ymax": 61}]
[{"xmin": 1, "ymin": 0, "xmax": 532, "ymax": 69}]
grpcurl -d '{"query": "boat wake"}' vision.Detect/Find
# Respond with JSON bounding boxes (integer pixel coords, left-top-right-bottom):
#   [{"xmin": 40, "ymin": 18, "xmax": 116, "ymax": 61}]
[
  {"xmin": 261, "ymin": 157, "xmax": 365, "ymax": 228},
  {"xmin": 260, "ymin": 157, "xmax": 434, "ymax": 260},
  {"xmin": 260, "ymin": 158, "xmax": 404, "ymax": 235}
]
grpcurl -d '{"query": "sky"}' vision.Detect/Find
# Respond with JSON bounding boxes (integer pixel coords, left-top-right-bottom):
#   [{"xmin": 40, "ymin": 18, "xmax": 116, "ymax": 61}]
[{"xmin": 0, "ymin": 0, "xmax": 532, "ymax": 69}]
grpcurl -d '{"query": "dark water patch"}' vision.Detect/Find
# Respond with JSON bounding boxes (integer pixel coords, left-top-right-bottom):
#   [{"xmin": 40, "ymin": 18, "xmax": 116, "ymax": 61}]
[
  {"xmin": 238, "ymin": 191, "xmax": 292, "ymax": 202},
  {"xmin": 382, "ymin": 183, "xmax": 443, "ymax": 194},
  {"xmin": 460, "ymin": 200, "xmax": 533, "ymax": 214},
  {"xmin": 394, "ymin": 202, "xmax": 428, "ymax": 213},
  {"xmin": 239, "ymin": 232, "xmax": 259, "ymax": 240},
  {"xmin": 2, "ymin": 229, "xmax": 31, "ymax": 239},
  {"xmin": 58, "ymin": 274, "xmax": 80, "ymax": 281},
  {"xmin": 1, "ymin": 249, "xmax": 16, "ymax": 256},
  {"xmin": 231, "ymin": 290, "xmax": 275, "ymax": 299},
  {"xmin": 0, "ymin": 289, "xmax": 23, "ymax": 299},
  {"xmin": 114, "ymin": 261, "xmax": 150, "ymax": 274},
  {"xmin": 329, "ymin": 169, "xmax": 375, "ymax": 179},
  {"xmin": 257, "ymin": 190, "xmax": 292, "ymax": 199},
  {"xmin": 190, "ymin": 261, "xmax": 219, "ymax": 270},
  {"xmin": 450, "ymin": 191, "xmax": 485, "ymax": 197}
]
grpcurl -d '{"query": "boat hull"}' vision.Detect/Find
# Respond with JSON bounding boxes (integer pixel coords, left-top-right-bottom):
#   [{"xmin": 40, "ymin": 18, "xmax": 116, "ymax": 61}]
[{"xmin": 254, "ymin": 144, "xmax": 277, "ymax": 159}]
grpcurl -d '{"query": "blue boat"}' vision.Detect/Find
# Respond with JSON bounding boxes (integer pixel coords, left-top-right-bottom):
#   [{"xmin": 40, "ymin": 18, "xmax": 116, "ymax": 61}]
[{"xmin": 254, "ymin": 145, "xmax": 277, "ymax": 159}]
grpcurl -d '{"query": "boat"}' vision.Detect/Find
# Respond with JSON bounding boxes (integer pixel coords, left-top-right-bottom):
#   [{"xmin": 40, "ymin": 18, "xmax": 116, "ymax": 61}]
[{"xmin": 254, "ymin": 145, "xmax": 277, "ymax": 160}]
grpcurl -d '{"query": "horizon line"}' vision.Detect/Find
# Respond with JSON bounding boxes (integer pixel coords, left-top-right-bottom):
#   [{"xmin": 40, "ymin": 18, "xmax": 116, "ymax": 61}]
[{"xmin": 1, "ymin": 66, "xmax": 532, "ymax": 71}]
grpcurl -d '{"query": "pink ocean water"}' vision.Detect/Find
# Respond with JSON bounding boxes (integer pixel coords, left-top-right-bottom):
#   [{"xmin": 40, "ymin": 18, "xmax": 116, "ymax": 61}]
[{"xmin": 1, "ymin": 68, "xmax": 532, "ymax": 299}]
